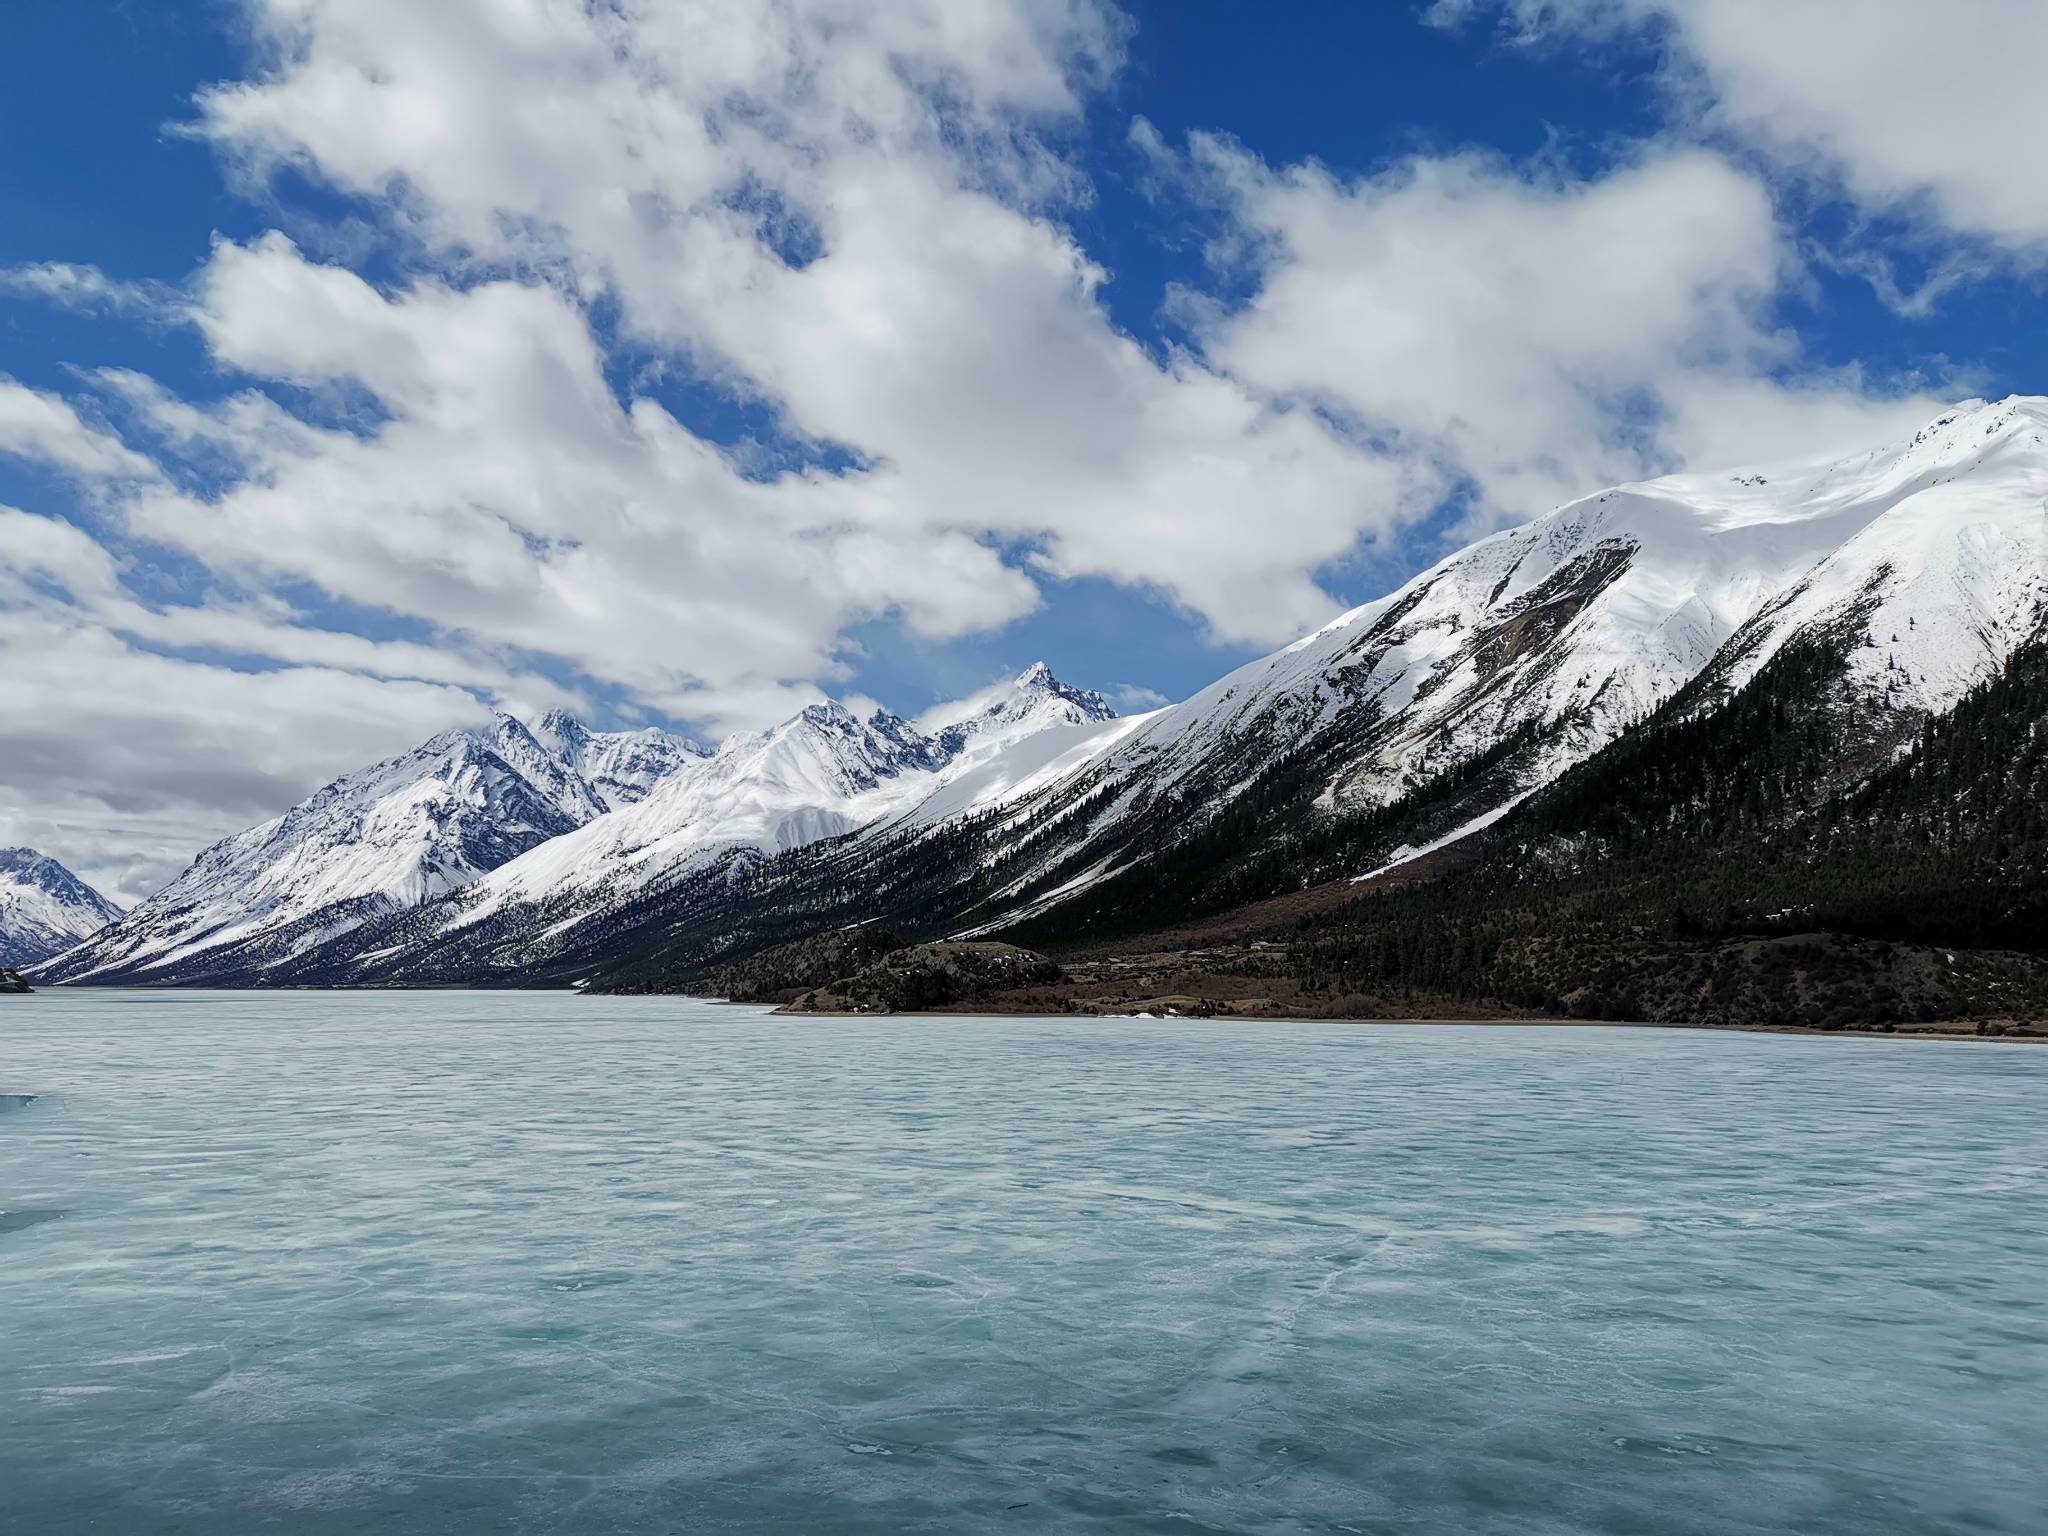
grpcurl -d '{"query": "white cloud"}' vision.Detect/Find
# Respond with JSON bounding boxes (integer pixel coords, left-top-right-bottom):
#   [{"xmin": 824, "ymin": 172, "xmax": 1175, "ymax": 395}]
[
  {"xmin": 1165, "ymin": 135, "xmax": 1949, "ymax": 530},
  {"xmin": 0, "ymin": 379, "xmax": 160, "ymax": 482},
  {"xmin": 1109, "ymin": 682, "xmax": 1168, "ymax": 712},
  {"xmin": 136, "ymin": 232, "xmax": 1048, "ymax": 720},
  {"xmin": 0, "ymin": 0, "xmax": 1981, "ymax": 897},
  {"xmin": 0, "ymin": 261, "xmax": 176, "ymax": 318},
  {"xmin": 0, "ymin": 504, "xmax": 124, "ymax": 603},
  {"xmin": 0, "ymin": 602, "xmax": 494, "ymax": 904},
  {"xmin": 181, "ymin": 0, "xmax": 1406, "ymax": 652},
  {"xmin": 1436, "ymin": 0, "xmax": 2048, "ymax": 263}
]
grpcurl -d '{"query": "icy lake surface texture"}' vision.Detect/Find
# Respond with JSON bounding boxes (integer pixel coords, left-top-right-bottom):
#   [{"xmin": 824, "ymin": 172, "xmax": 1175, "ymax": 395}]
[{"xmin": 3, "ymin": 993, "xmax": 2044, "ymax": 1534}]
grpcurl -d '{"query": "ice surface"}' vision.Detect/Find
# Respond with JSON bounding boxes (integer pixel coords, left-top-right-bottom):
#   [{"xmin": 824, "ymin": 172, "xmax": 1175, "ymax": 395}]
[
  {"xmin": 0, "ymin": 1206, "xmax": 66, "ymax": 1233},
  {"xmin": 2, "ymin": 992, "xmax": 2045, "ymax": 1533}
]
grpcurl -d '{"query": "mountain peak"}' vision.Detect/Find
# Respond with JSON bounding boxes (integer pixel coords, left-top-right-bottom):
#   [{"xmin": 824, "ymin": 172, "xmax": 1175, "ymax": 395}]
[
  {"xmin": 1, "ymin": 847, "xmax": 124, "ymax": 967},
  {"xmin": 796, "ymin": 699, "xmax": 861, "ymax": 732},
  {"xmin": 1008, "ymin": 662, "xmax": 1114, "ymax": 721},
  {"xmin": 33, "ymin": 702, "xmax": 705, "ymax": 984},
  {"xmin": 533, "ymin": 707, "xmax": 591, "ymax": 751},
  {"xmin": 918, "ymin": 664, "xmax": 1118, "ymax": 763},
  {"xmin": 0, "ymin": 846, "xmax": 97, "ymax": 894}
]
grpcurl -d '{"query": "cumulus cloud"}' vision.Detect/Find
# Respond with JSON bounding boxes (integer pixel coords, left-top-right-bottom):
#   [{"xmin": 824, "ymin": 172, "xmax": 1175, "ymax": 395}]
[
  {"xmin": 179, "ymin": 0, "xmax": 1408, "ymax": 652},
  {"xmin": 0, "ymin": 0, "xmax": 1984, "ymax": 895},
  {"xmin": 0, "ymin": 379, "xmax": 160, "ymax": 482},
  {"xmin": 1435, "ymin": 0, "xmax": 2048, "ymax": 266},
  {"xmin": 1160, "ymin": 134, "xmax": 1948, "ymax": 531},
  {"xmin": 141, "ymin": 231, "xmax": 1047, "ymax": 711}
]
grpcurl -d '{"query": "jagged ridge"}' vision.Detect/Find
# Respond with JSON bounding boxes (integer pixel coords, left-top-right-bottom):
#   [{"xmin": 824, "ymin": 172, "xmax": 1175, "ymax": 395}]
[{"xmin": 33, "ymin": 714, "xmax": 705, "ymax": 984}]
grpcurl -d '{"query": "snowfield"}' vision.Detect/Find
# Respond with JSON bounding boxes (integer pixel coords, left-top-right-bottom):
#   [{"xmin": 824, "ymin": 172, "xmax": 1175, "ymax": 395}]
[{"xmin": 0, "ymin": 848, "xmax": 123, "ymax": 966}]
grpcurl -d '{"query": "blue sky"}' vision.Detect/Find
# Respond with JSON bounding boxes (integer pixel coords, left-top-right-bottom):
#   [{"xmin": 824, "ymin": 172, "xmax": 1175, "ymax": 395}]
[{"xmin": 3, "ymin": 0, "xmax": 2044, "ymax": 897}]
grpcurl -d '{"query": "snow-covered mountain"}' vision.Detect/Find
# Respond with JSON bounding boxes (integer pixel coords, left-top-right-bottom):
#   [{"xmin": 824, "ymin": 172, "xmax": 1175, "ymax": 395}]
[
  {"xmin": 922, "ymin": 662, "xmax": 1116, "ymax": 757},
  {"xmin": 0, "ymin": 848, "xmax": 124, "ymax": 966},
  {"xmin": 33, "ymin": 714, "xmax": 704, "ymax": 984},
  {"xmin": 329, "ymin": 387, "xmax": 2048, "ymax": 984},
  {"xmin": 529, "ymin": 709, "xmax": 706, "ymax": 809},
  {"xmin": 1672, "ymin": 398, "xmax": 2048, "ymax": 714},
  {"xmin": 38, "ymin": 398, "xmax": 2048, "ymax": 988},
  {"xmin": 319, "ymin": 664, "xmax": 1119, "ymax": 978},
  {"xmin": 459, "ymin": 701, "xmax": 952, "ymax": 921},
  {"xmin": 409, "ymin": 391, "xmax": 2039, "ymax": 979},
  {"xmin": 830, "ymin": 396, "xmax": 2048, "ymax": 932}
]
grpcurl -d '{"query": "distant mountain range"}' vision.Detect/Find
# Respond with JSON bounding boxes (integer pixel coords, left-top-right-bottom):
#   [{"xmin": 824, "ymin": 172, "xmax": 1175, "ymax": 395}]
[
  {"xmin": 31, "ymin": 715, "xmax": 705, "ymax": 984},
  {"xmin": 0, "ymin": 848, "xmax": 123, "ymax": 966},
  {"xmin": 33, "ymin": 663, "xmax": 1114, "ymax": 986},
  {"xmin": 25, "ymin": 398, "xmax": 2048, "ymax": 1028}
]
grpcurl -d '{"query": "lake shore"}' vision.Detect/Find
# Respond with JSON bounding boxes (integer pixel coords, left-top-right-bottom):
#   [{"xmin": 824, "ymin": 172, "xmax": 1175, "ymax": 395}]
[{"xmin": 771, "ymin": 1000, "xmax": 2048, "ymax": 1041}]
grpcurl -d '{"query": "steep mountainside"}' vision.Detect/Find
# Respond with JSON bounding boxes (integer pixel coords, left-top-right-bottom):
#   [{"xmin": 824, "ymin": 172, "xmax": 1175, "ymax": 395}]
[
  {"xmin": 291, "ymin": 665, "xmax": 1119, "ymax": 984},
  {"xmin": 558, "ymin": 397, "xmax": 2048, "ymax": 990},
  {"xmin": 922, "ymin": 663, "xmax": 1117, "ymax": 757},
  {"xmin": 0, "ymin": 848, "xmax": 123, "ymax": 966},
  {"xmin": 34, "ymin": 714, "xmax": 703, "ymax": 984},
  {"xmin": 1268, "ymin": 629, "xmax": 2048, "ymax": 1030},
  {"xmin": 36, "ymin": 398, "xmax": 2048, "ymax": 1001}
]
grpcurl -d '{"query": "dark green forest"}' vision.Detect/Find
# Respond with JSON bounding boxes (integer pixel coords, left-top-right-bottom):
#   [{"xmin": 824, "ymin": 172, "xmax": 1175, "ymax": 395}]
[{"xmin": 1273, "ymin": 637, "xmax": 2048, "ymax": 1029}]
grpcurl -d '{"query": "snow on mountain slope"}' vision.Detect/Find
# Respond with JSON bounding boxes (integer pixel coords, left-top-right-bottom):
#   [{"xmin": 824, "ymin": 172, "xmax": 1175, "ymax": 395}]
[
  {"xmin": 530, "ymin": 709, "xmax": 709, "ymax": 807},
  {"xmin": 34, "ymin": 714, "xmax": 703, "ymax": 984},
  {"xmin": 317, "ymin": 397, "xmax": 2048, "ymax": 980},
  {"xmin": 872, "ymin": 397, "xmax": 2048, "ymax": 929},
  {"xmin": 1686, "ymin": 398, "xmax": 2048, "ymax": 713},
  {"xmin": 921, "ymin": 663, "xmax": 1117, "ymax": 757},
  {"xmin": 425, "ymin": 666, "xmax": 1117, "ymax": 944},
  {"xmin": 0, "ymin": 849, "xmax": 124, "ymax": 966}
]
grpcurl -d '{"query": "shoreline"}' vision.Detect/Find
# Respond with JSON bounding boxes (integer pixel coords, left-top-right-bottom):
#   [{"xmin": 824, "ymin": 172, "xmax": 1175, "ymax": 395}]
[
  {"xmin": 24, "ymin": 981, "xmax": 2044, "ymax": 1041},
  {"xmin": 772, "ymin": 999, "xmax": 2047, "ymax": 1042}
]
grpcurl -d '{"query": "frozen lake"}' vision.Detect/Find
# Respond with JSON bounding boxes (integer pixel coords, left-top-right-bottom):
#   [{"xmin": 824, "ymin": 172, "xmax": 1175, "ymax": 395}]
[{"xmin": 2, "ymin": 991, "xmax": 2044, "ymax": 1533}]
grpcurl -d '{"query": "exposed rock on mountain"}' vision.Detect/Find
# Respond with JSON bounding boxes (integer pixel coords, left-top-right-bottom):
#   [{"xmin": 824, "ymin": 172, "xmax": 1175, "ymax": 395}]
[
  {"xmin": 1270, "ymin": 628, "xmax": 2048, "ymax": 1033},
  {"xmin": 33, "ymin": 714, "xmax": 703, "ymax": 985},
  {"xmin": 0, "ymin": 849, "xmax": 123, "ymax": 967}
]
